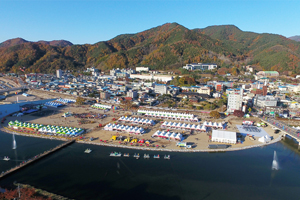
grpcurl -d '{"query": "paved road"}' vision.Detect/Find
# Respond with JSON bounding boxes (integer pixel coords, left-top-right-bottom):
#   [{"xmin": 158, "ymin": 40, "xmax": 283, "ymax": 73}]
[{"xmin": 258, "ymin": 115, "xmax": 299, "ymax": 139}]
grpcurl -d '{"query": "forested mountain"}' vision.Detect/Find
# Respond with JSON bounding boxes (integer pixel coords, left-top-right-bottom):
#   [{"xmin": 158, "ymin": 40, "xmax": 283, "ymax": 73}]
[{"xmin": 0, "ymin": 23, "xmax": 300, "ymax": 74}]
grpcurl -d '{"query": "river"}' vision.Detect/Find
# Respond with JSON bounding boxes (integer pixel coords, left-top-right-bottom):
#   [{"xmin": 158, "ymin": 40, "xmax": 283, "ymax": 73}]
[{"xmin": 1, "ymin": 131, "xmax": 300, "ymax": 200}]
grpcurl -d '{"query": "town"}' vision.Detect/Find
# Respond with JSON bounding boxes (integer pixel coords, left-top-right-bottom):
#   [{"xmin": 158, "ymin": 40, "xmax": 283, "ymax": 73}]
[{"xmin": 1, "ymin": 63, "xmax": 299, "ymax": 153}]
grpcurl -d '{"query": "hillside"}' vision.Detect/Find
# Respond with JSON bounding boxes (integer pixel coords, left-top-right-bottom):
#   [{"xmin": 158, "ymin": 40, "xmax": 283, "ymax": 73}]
[
  {"xmin": 289, "ymin": 36, "xmax": 300, "ymax": 42},
  {"xmin": 0, "ymin": 23, "xmax": 300, "ymax": 74},
  {"xmin": 196, "ymin": 25, "xmax": 300, "ymax": 72}
]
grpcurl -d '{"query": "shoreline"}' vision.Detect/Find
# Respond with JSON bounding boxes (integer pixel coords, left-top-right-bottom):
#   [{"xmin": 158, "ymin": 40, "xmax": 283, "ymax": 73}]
[{"xmin": 1, "ymin": 125, "xmax": 284, "ymax": 153}]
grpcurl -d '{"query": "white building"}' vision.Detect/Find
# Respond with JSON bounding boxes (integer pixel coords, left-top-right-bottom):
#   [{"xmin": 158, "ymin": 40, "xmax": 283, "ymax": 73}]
[
  {"xmin": 127, "ymin": 90, "xmax": 138, "ymax": 98},
  {"xmin": 183, "ymin": 63, "xmax": 217, "ymax": 71},
  {"xmin": 253, "ymin": 95, "xmax": 278, "ymax": 108},
  {"xmin": 154, "ymin": 84, "xmax": 167, "ymax": 95},
  {"xmin": 212, "ymin": 130, "xmax": 236, "ymax": 144},
  {"xmin": 56, "ymin": 69, "xmax": 62, "ymax": 78},
  {"xmin": 227, "ymin": 89, "xmax": 243, "ymax": 113},
  {"xmin": 136, "ymin": 67, "xmax": 149, "ymax": 72},
  {"xmin": 130, "ymin": 74, "xmax": 173, "ymax": 82}
]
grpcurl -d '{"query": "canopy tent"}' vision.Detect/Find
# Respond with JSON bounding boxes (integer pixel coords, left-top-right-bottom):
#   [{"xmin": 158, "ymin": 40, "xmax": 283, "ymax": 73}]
[
  {"xmin": 258, "ymin": 135, "xmax": 271, "ymax": 143},
  {"xmin": 104, "ymin": 123, "xmax": 145, "ymax": 134},
  {"xmin": 212, "ymin": 130, "xmax": 236, "ymax": 144}
]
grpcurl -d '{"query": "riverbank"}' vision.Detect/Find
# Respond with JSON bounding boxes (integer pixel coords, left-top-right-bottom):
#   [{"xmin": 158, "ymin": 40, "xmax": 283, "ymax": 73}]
[
  {"xmin": 0, "ymin": 100, "xmax": 283, "ymax": 153},
  {"xmin": 1, "ymin": 123, "xmax": 284, "ymax": 153},
  {"xmin": 13, "ymin": 182, "xmax": 73, "ymax": 200}
]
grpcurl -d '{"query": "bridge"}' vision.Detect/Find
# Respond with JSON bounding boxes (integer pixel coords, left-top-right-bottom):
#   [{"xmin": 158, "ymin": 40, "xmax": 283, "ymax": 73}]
[
  {"xmin": 0, "ymin": 139, "xmax": 75, "ymax": 179},
  {"xmin": 258, "ymin": 115, "xmax": 300, "ymax": 147},
  {"xmin": 0, "ymin": 86, "xmax": 28, "ymax": 94}
]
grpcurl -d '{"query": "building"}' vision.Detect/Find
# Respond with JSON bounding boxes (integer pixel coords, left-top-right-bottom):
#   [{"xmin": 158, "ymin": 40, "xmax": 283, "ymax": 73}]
[
  {"xmin": 227, "ymin": 89, "xmax": 243, "ymax": 113},
  {"xmin": 130, "ymin": 74, "xmax": 173, "ymax": 82},
  {"xmin": 136, "ymin": 67, "xmax": 149, "ymax": 72},
  {"xmin": 196, "ymin": 87, "xmax": 211, "ymax": 96},
  {"xmin": 256, "ymin": 71, "xmax": 279, "ymax": 77},
  {"xmin": 56, "ymin": 69, "xmax": 62, "ymax": 78},
  {"xmin": 110, "ymin": 68, "xmax": 135, "ymax": 76},
  {"xmin": 127, "ymin": 90, "xmax": 138, "ymax": 99},
  {"xmin": 100, "ymin": 91, "xmax": 111, "ymax": 100},
  {"xmin": 253, "ymin": 95, "xmax": 279, "ymax": 108},
  {"xmin": 154, "ymin": 84, "xmax": 168, "ymax": 95},
  {"xmin": 183, "ymin": 63, "xmax": 217, "ymax": 71}
]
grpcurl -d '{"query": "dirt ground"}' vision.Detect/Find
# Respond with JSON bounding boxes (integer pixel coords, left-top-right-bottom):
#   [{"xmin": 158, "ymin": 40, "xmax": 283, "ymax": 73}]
[{"xmin": 4, "ymin": 98, "xmax": 281, "ymax": 151}]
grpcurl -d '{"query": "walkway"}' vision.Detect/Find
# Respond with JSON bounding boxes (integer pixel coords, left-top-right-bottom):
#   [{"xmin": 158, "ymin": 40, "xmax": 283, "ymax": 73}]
[{"xmin": 0, "ymin": 140, "xmax": 75, "ymax": 180}]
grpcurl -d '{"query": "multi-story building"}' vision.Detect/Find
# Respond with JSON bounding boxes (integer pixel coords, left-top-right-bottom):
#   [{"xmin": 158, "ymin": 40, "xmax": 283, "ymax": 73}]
[
  {"xmin": 154, "ymin": 84, "xmax": 168, "ymax": 95},
  {"xmin": 253, "ymin": 95, "xmax": 279, "ymax": 108},
  {"xmin": 56, "ymin": 69, "xmax": 62, "ymax": 78},
  {"xmin": 100, "ymin": 91, "xmax": 111, "ymax": 100},
  {"xmin": 136, "ymin": 67, "xmax": 149, "ymax": 72},
  {"xmin": 127, "ymin": 90, "xmax": 138, "ymax": 99},
  {"xmin": 183, "ymin": 63, "xmax": 217, "ymax": 71},
  {"xmin": 227, "ymin": 89, "xmax": 243, "ymax": 113}
]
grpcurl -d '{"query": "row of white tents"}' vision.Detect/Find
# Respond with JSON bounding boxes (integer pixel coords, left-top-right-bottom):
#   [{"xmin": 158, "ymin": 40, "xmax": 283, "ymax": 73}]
[
  {"xmin": 161, "ymin": 121, "xmax": 225, "ymax": 129},
  {"xmin": 152, "ymin": 130, "xmax": 183, "ymax": 141},
  {"xmin": 118, "ymin": 116, "xmax": 155, "ymax": 125},
  {"xmin": 104, "ymin": 123, "xmax": 145, "ymax": 135},
  {"xmin": 138, "ymin": 110, "xmax": 198, "ymax": 122},
  {"xmin": 161, "ymin": 121, "xmax": 208, "ymax": 131}
]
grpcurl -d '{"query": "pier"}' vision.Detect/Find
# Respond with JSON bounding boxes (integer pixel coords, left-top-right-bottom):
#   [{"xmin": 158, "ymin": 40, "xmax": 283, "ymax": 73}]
[{"xmin": 0, "ymin": 140, "xmax": 75, "ymax": 180}]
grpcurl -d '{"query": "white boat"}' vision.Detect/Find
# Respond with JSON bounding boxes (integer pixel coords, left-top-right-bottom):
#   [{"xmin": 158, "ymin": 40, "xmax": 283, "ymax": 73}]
[
  {"xmin": 123, "ymin": 153, "xmax": 130, "ymax": 157},
  {"xmin": 110, "ymin": 152, "xmax": 122, "ymax": 157},
  {"xmin": 3, "ymin": 156, "xmax": 10, "ymax": 161},
  {"xmin": 143, "ymin": 154, "xmax": 150, "ymax": 159},
  {"xmin": 164, "ymin": 155, "xmax": 170, "ymax": 160},
  {"xmin": 84, "ymin": 148, "xmax": 92, "ymax": 153},
  {"xmin": 134, "ymin": 153, "xmax": 140, "ymax": 159}
]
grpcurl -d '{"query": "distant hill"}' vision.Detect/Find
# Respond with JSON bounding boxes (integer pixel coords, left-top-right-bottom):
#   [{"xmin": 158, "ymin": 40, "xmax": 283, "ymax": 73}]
[
  {"xmin": 0, "ymin": 23, "xmax": 300, "ymax": 74},
  {"xmin": 289, "ymin": 36, "xmax": 300, "ymax": 42},
  {"xmin": 0, "ymin": 38, "xmax": 73, "ymax": 48},
  {"xmin": 37, "ymin": 40, "xmax": 73, "ymax": 47},
  {"xmin": 0, "ymin": 38, "xmax": 28, "ymax": 48}
]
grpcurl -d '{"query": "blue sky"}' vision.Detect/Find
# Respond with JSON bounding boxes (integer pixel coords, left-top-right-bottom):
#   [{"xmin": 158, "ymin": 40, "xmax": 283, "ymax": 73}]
[{"xmin": 0, "ymin": 0, "xmax": 299, "ymax": 44}]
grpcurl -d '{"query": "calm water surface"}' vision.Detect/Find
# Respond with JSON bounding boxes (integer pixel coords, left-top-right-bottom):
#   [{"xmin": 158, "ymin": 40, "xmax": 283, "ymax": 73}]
[{"xmin": 1, "ymin": 131, "xmax": 300, "ymax": 200}]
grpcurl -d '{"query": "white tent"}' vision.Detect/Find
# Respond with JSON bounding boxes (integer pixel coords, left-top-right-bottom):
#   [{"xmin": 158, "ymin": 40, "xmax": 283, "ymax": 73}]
[
  {"xmin": 258, "ymin": 135, "xmax": 271, "ymax": 143},
  {"xmin": 212, "ymin": 130, "xmax": 236, "ymax": 144}
]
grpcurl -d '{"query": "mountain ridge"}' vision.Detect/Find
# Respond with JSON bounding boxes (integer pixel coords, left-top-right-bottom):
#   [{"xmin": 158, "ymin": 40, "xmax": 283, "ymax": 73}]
[
  {"xmin": 0, "ymin": 23, "xmax": 299, "ymax": 74},
  {"xmin": 0, "ymin": 38, "xmax": 73, "ymax": 48}
]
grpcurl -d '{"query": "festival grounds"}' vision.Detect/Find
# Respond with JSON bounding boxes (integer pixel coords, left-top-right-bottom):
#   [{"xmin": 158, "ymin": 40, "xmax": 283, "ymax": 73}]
[{"xmin": 2, "ymin": 99, "xmax": 282, "ymax": 152}]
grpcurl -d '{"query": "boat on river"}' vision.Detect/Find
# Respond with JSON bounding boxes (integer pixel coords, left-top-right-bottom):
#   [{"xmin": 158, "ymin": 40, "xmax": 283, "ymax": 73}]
[
  {"xmin": 3, "ymin": 156, "xmax": 10, "ymax": 161},
  {"xmin": 143, "ymin": 154, "xmax": 150, "ymax": 159},
  {"xmin": 110, "ymin": 152, "xmax": 122, "ymax": 157},
  {"xmin": 154, "ymin": 154, "xmax": 160, "ymax": 159},
  {"xmin": 123, "ymin": 153, "xmax": 130, "ymax": 157},
  {"xmin": 164, "ymin": 155, "xmax": 170, "ymax": 160},
  {"xmin": 134, "ymin": 153, "xmax": 140, "ymax": 159},
  {"xmin": 84, "ymin": 148, "xmax": 92, "ymax": 153}
]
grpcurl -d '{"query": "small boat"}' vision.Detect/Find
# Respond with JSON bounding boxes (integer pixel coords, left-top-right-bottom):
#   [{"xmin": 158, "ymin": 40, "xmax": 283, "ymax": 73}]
[
  {"xmin": 3, "ymin": 156, "xmax": 10, "ymax": 161},
  {"xmin": 133, "ymin": 153, "xmax": 140, "ymax": 159},
  {"xmin": 164, "ymin": 155, "xmax": 170, "ymax": 160},
  {"xmin": 84, "ymin": 148, "xmax": 92, "ymax": 153},
  {"xmin": 143, "ymin": 154, "xmax": 150, "ymax": 159},
  {"xmin": 123, "ymin": 153, "xmax": 130, "ymax": 157},
  {"xmin": 110, "ymin": 152, "xmax": 122, "ymax": 157},
  {"xmin": 153, "ymin": 154, "xmax": 160, "ymax": 159}
]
